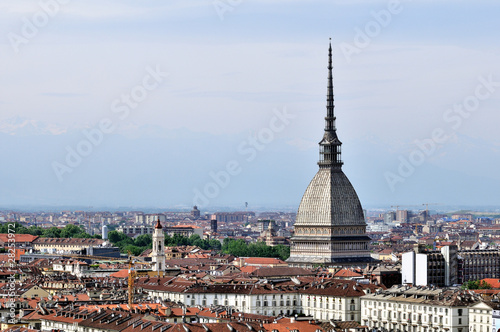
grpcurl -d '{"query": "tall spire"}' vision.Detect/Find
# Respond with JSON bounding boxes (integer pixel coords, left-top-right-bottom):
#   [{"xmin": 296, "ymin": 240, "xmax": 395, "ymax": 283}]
[
  {"xmin": 318, "ymin": 39, "xmax": 343, "ymax": 169},
  {"xmin": 326, "ymin": 39, "xmax": 335, "ymax": 132}
]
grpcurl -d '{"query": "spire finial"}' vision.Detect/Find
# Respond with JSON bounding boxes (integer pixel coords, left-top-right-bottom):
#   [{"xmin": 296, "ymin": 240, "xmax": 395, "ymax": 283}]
[
  {"xmin": 326, "ymin": 39, "xmax": 334, "ymax": 130},
  {"xmin": 318, "ymin": 40, "xmax": 343, "ymax": 169}
]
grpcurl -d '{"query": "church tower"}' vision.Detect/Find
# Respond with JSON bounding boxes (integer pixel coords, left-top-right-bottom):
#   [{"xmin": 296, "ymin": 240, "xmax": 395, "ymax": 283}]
[
  {"xmin": 287, "ymin": 41, "xmax": 373, "ymax": 267},
  {"xmin": 152, "ymin": 217, "xmax": 166, "ymax": 273}
]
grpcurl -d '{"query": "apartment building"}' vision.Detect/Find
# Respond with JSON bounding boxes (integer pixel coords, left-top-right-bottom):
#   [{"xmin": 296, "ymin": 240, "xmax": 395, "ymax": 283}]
[
  {"xmin": 137, "ymin": 277, "xmax": 381, "ymax": 322},
  {"xmin": 361, "ymin": 285, "xmax": 476, "ymax": 332}
]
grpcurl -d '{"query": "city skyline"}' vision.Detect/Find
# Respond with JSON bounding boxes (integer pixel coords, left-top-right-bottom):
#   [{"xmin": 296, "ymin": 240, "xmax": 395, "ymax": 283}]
[{"xmin": 1, "ymin": 1, "xmax": 499, "ymax": 209}]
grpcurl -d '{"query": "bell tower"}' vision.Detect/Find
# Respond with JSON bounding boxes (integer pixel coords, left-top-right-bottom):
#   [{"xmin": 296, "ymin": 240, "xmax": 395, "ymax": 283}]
[{"xmin": 152, "ymin": 217, "xmax": 166, "ymax": 273}]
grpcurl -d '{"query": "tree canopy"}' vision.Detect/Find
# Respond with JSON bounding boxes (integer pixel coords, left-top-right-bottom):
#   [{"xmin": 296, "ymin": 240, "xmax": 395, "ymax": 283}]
[
  {"xmin": 0, "ymin": 222, "xmax": 99, "ymax": 239},
  {"xmin": 461, "ymin": 280, "xmax": 491, "ymax": 290},
  {"xmin": 221, "ymin": 238, "xmax": 290, "ymax": 260}
]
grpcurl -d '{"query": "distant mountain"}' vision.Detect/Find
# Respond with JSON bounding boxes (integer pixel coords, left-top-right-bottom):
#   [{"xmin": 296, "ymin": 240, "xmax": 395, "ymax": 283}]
[{"xmin": 0, "ymin": 116, "xmax": 67, "ymax": 136}]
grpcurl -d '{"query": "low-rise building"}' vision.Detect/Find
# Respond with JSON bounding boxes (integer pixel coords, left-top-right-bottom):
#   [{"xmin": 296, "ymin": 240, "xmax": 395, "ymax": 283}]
[
  {"xmin": 468, "ymin": 300, "xmax": 498, "ymax": 332},
  {"xmin": 163, "ymin": 225, "xmax": 203, "ymax": 238},
  {"xmin": 32, "ymin": 237, "xmax": 104, "ymax": 254},
  {"xmin": 138, "ymin": 277, "xmax": 382, "ymax": 321},
  {"xmin": 361, "ymin": 285, "xmax": 477, "ymax": 332},
  {"xmin": 0, "ymin": 234, "xmax": 38, "ymax": 249},
  {"xmin": 117, "ymin": 225, "xmax": 153, "ymax": 236}
]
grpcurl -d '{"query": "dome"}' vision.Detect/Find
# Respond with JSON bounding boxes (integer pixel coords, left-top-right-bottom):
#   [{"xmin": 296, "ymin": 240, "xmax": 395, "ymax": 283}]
[
  {"xmin": 287, "ymin": 41, "xmax": 374, "ymax": 267},
  {"xmin": 295, "ymin": 168, "xmax": 365, "ymax": 227}
]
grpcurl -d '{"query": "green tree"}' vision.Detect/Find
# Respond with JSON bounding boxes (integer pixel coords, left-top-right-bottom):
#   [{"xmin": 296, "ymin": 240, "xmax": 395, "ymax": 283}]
[
  {"xmin": 123, "ymin": 245, "xmax": 143, "ymax": 256},
  {"xmin": 273, "ymin": 245, "xmax": 290, "ymax": 260},
  {"xmin": 42, "ymin": 227, "xmax": 61, "ymax": 238},
  {"xmin": 222, "ymin": 238, "xmax": 290, "ymax": 260},
  {"xmin": 26, "ymin": 226, "xmax": 44, "ymax": 236},
  {"xmin": 208, "ymin": 239, "xmax": 222, "ymax": 250},
  {"xmin": 134, "ymin": 234, "xmax": 152, "ymax": 247},
  {"xmin": 461, "ymin": 280, "xmax": 492, "ymax": 290},
  {"xmin": 60, "ymin": 224, "xmax": 86, "ymax": 238},
  {"xmin": 108, "ymin": 230, "xmax": 129, "ymax": 243}
]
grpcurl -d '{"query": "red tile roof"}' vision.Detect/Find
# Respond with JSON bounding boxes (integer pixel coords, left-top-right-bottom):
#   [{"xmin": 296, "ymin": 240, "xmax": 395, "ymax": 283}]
[
  {"xmin": 110, "ymin": 269, "xmax": 129, "ymax": 279},
  {"xmin": 334, "ymin": 268, "xmax": 363, "ymax": 278},
  {"xmin": 481, "ymin": 278, "xmax": 500, "ymax": 289},
  {"xmin": 263, "ymin": 318, "xmax": 327, "ymax": 332},
  {"xmin": 0, "ymin": 234, "xmax": 38, "ymax": 243},
  {"xmin": 243, "ymin": 257, "xmax": 287, "ymax": 266}
]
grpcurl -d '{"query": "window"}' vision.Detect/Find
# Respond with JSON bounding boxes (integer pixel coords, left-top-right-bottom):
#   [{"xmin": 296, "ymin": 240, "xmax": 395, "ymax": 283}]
[{"xmin": 458, "ymin": 309, "xmax": 463, "ymax": 316}]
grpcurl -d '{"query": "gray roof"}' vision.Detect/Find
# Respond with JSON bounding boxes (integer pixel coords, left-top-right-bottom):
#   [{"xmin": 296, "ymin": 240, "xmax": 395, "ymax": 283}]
[{"xmin": 295, "ymin": 168, "xmax": 366, "ymax": 227}]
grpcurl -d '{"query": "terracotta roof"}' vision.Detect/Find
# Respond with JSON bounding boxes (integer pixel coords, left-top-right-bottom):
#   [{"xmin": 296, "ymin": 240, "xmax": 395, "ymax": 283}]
[
  {"xmin": 243, "ymin": 257, "xmax": 286, "ymax": 265},
  {"xmin": 263, "ymin": 318, "xmax": 327, "ymax": 332},
  {"xmin": 240, "ymin": 266, "xmax": 258, "ymax": 274},
  {"xmin": 3, "ymin": 328, "xmax": 39, "ymax": 332},
  {"xmin": 110, "ymin": 269, "xmax": 129, "ymax": 279},
  {"xmin": 33, "ymin": 237, "xmax": 104, "ymax": 245},
  {"xmin": 0, "ymin": 234, "xmax": 38, "ymax": 243},
  {"xmin": 333, "ymin": 268, "xmax": 363, "ymax": 278},
  {"xmin": 250, "ymin": 267, "xmax": 315, "ymax": 278},
  {"xmin": 481, "ymin": 278, "xmax": 500, "ymax": 289}
]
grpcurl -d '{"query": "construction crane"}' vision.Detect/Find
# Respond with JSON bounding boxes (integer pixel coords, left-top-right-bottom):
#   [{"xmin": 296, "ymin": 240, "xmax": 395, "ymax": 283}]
[
  {"xmin": 391, "ymin": 204, "xmax": 433, "ymax": 235},
  {"xmin": 390, "ymin": 205, "xmax": 421, "ymax": 223},
  {"xmin": 422, "ymin": 203, "xmax": 439, "ymax": 223},
  {"xmin": 127, "ymin": 251, "xmax": 137, "ymax": 307}
]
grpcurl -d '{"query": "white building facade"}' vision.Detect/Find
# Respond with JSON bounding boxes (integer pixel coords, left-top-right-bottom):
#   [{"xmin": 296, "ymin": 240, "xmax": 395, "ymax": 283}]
[{"xmin": 361, "ymin": 285, "xmax": 476, "ymax": 332}]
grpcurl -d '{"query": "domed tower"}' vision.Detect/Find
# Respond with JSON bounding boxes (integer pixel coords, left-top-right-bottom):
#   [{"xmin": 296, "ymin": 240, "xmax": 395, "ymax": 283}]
[{"xmin": 287, "ymin": 41, "xmax": 373, "ymax": 267}]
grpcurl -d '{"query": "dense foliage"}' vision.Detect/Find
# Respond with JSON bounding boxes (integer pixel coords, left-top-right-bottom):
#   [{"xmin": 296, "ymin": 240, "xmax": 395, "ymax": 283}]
[
  {"xmin": 107, "ymin": 231, "xmax": 152, "ymax": 255},
  {"xmin": 0, "ymin": 222, "xmax": 101, "ymax": 239},
  {"xmin": 2, "ymin": 222, "xmax": 288, "ymax": 259},
  {"xmin": 221, "ymin": 238, "xmax": 290, "ymax": 261},
  {"xmin": 164, "ymin": 234, "xmax": 221, "ymax": 251},
  {"xmin": 461, "ymin": 280, "xmax": 491, "ymax": 290},
  {"xmin": 106, "ymin": 232, "xmax": 221, "ymax": 255}
]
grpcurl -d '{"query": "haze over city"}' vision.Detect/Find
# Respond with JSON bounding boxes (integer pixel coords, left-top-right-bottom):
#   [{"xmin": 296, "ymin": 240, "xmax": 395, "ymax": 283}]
[{"xmin": 1, "ymin": 1, "xmax": 499, "ymax": 210}]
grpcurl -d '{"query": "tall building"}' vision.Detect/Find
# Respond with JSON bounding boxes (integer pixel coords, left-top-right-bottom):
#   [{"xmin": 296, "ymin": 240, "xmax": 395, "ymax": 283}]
[
  {"xmin": 287, "ymin": 42, "xmax": 372, "ymax": 267},
  {"xmin": 210, "ymin": 215, "xmax": 218, "ymax": 234},
  {"xmin": 402, "ymin": 245, "xmax": 499, "ymax": 286},
  {"xmin": 396, "ymin": 209, "xmax": 409, "ymax": 223},
  {"xmin": 191, "ymin": 206, "xmax": 201, "ymax": 219},
  {"xmin": 151, "ymin": 218, "xmax": 165, "ymax": 273}
]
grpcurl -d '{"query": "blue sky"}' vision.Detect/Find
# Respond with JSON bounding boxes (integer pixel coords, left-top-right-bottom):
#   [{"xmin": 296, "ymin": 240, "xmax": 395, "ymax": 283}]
[{"xmin": 0, "ymin": 1, "xmax": 499, "ymax": 211}]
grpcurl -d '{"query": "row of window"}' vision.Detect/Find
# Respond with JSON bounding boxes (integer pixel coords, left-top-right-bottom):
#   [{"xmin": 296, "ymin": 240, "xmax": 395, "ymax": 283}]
[{"xmin": 363, "ymin": 301, "xmax": 451, "ymax": 314}]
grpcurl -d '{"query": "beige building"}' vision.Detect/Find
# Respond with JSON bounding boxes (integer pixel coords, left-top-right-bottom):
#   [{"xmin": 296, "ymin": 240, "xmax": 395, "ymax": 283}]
[
  {"xmin": 20, "ymin": 285, "xmax": 50, "ymax": 299},
  {"xmin": 33, "ymin": 238, "xmax": 104, "ymax": 253},
  {"xmin": 163, "ymin": 225, "xmax": 203, "ymax": 238},
  {"xmin": 468, "ymin": 300, "xmax": 497, "ymax": 332},
  {"xmin": 361, "ymin": 285, "xmax": 476, "ymax": 332}
]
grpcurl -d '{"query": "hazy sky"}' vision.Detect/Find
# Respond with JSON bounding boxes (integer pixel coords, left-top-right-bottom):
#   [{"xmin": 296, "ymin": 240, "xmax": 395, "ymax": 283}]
[{"xmin": 0, "ymin": 1, "xmax": 499, "ymax": 211}]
